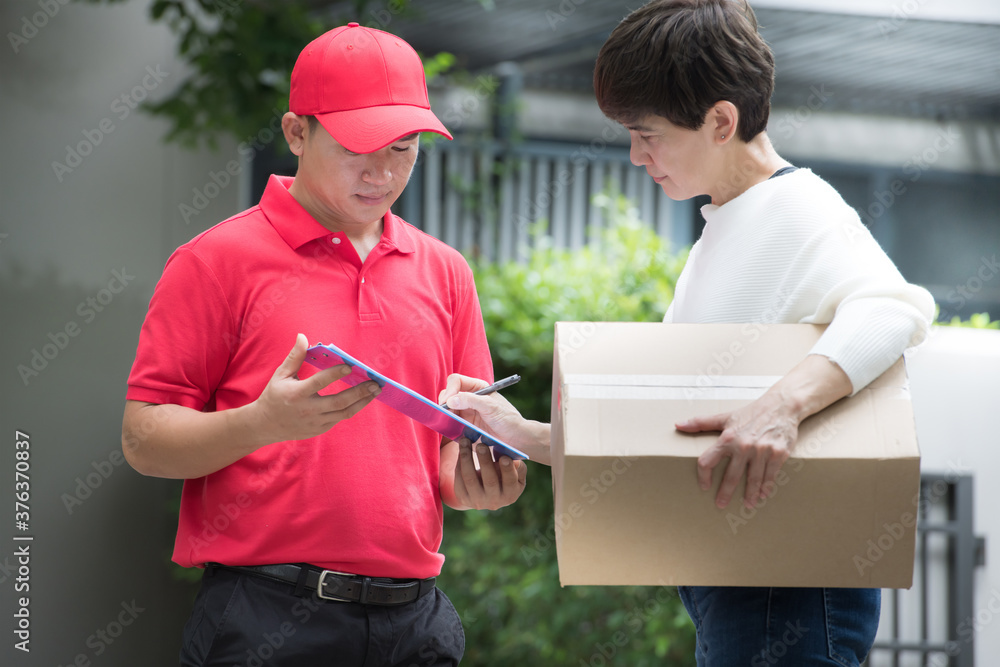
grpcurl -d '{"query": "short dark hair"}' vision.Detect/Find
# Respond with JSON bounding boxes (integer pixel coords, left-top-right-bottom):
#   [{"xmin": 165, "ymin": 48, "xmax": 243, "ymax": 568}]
[{"xmin": 594, "ymin": 0, "xmax": 775, "ymax": 142}]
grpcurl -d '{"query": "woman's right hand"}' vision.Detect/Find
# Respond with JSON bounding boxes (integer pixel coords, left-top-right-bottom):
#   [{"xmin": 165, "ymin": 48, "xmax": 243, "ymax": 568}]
[{"xmin": 439, "ymin": 374, "xmax": 552, "ymax": 465}]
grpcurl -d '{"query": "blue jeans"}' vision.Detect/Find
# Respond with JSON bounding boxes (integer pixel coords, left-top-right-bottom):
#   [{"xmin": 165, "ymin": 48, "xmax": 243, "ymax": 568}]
[{"xmin": 678, "ymin": 586, "xmax": 880, "ymax": 667}]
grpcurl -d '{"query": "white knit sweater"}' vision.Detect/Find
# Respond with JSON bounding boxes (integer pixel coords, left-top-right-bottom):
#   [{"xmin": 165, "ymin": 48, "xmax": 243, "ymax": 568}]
[{"xmin": 664, "ymin": 168, "xmax": 935, "ymax": 393}]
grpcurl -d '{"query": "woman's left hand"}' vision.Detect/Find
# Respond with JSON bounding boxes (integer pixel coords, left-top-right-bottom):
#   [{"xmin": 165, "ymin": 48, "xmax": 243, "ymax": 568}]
[
  {"xmin": 676, "ymin": 354, "xmax": 853, "ymax": 509},
  {"xmin": 676, "ymin": 393, "xmax": 798, "ymax": 509}
]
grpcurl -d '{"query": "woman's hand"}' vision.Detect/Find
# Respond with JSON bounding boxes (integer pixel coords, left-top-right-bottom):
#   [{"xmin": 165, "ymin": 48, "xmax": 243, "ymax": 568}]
[
  {"xmin": 676, "ymin": 392, "xmax": 797, "ymax": 509},
  {"xmin": 439, "ymin": 374, "xmax": 552, "ymax": 465},
  {"xmin": 676, "ymin": 354, "xmax": 852, "ymax": 509}
]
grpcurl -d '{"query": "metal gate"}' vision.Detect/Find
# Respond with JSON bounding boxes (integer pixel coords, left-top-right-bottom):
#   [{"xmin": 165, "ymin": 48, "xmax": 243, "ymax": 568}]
[{"xmin": 865, "ymin": 474, "xmax": 985, "ymax": 667}]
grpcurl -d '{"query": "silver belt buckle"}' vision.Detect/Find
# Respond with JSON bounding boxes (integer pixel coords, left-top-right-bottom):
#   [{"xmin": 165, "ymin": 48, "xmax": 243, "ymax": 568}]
[{"xmin": 316, "ymin": 570, "xmax": 356, "ymax": 602}]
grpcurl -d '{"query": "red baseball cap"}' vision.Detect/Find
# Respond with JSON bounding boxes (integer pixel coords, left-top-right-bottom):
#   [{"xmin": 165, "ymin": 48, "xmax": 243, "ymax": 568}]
[{"xmin": 289, "ymin": 23, "xmax": 453, "ymax": 153}]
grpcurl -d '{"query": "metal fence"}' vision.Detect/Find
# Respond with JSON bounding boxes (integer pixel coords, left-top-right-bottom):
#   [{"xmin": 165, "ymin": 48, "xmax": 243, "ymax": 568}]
[
  {"xmin": 395, "ymin": 138, "xmax": 695, "ymax": 262},
  {"xmin": 864, "ymin": 474, "xmax": 985, "ymax": 667}
]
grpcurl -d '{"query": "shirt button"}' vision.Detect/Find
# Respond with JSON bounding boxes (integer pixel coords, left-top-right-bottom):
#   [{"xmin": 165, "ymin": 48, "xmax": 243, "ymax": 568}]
[
  {"xmin": 361, "ymin": 277, "xmax": 366, "ymax": 284},
  {"xmin": 331, "ymin": 237, "xmax": 341, "ymax": 245}
]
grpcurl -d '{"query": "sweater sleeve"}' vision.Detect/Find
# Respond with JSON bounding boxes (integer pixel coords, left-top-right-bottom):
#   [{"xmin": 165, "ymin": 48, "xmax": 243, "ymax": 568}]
[{"xmin": 795, "ymin": 218, "xmax": 935, "ymax": 393}]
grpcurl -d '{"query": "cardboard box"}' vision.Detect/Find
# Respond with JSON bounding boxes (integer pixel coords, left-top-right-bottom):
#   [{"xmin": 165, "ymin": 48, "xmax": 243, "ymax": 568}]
[{"xmin": 550, "ymin": 322, "xmax": 920, "ymax": 588}]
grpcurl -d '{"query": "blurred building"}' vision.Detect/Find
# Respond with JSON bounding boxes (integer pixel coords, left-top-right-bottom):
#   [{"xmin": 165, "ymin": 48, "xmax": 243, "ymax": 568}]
[{"xmin": 359, "ymin": 0, "xmax": 1000, "ymax": 321}]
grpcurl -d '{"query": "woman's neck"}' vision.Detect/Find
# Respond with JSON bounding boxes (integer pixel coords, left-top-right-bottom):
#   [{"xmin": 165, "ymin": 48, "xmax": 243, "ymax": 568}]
[{"xmin": 709, "ymin": 133, "xmax": 791, "ymax": 206}]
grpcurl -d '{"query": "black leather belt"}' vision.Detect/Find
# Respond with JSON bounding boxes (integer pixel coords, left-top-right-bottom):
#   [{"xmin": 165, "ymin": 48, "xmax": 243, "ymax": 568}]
[{"xmin": 213, "ymin": 563, "xmax": 435, "ymax": 606}]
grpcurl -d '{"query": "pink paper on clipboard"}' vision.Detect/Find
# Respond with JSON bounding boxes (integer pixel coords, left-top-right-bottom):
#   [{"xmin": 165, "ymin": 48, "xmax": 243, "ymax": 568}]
[{"xmin": 305, "ymin": 342, "xmax": 528, "ymax": 461}]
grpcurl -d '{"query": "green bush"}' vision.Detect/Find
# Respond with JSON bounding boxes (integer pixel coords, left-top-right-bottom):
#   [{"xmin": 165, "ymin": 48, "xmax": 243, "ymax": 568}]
[
  {"xmin": 472, "ymin": 192, "xmax": 688, "ymax": 420},
  {"xmin": 439, "ymin": 193, "xmax": 696, "ymax": 666},
  {"xmin": 441, "ymin": 199, "xmax": 998, "ymax": 665},
  {"xmin": 938, "ymin": 311, "xmax": 999, "ymax": 329}
]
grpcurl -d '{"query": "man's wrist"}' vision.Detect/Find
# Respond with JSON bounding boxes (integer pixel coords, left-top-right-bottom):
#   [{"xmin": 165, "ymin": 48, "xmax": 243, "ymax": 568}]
[{"xmin": 230, "ymin": 401, "xmax": 273, "ymax": 452}]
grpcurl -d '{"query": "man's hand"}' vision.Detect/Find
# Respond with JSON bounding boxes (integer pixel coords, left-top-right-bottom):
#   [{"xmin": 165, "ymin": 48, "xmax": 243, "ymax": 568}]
[
  {"xmin": 123, "ymin": 333, "xmax": 382, "ymax": 480},
  {"xmin": 250, "ymin": 333, "xmax": 381, "ymax": 446},
  {"xmin": 676, "ymin": 354, "xmax": 853, "ymax": 509},
  {"xmin": 439, "ymin": 373, "xmax": 552, "ymax": 465},
  {"xmin": 442, "ymin": 438, "xmax": 527, "ymax": 511}
]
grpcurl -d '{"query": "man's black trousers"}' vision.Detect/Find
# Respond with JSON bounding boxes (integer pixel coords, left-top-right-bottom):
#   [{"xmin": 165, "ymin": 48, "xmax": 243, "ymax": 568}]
[{"xmin": 179, "ymin": 567, "xmax": 465, "ymax": 666}]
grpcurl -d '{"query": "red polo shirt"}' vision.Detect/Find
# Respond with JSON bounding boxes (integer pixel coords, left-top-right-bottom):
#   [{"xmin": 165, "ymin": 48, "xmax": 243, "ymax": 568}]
[{"xmin": 126, "ymin": 175, "xmax": 492, "ymax": 578}]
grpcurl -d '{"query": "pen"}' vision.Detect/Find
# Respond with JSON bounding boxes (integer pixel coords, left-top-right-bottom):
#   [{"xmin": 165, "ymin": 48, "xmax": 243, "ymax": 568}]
[{"xmin": 440, "ymin": 374, "xmax": 521, "ymax": 409}]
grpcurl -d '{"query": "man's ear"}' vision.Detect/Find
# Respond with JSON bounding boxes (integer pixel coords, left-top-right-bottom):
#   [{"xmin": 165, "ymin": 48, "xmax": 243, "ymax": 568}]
[
  {"xmin": 708, "ymin": 101, "xmax": 738, "ymax": 143},
  {"xmin": 282, "ymin": 113, "xmax": 308, "ymax": 156}
]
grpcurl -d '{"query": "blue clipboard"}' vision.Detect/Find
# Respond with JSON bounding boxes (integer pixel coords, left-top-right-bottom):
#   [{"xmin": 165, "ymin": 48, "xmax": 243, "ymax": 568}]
[{"xmin": 305, "ymin": 342, "xmax": 528, "ymax": 461}]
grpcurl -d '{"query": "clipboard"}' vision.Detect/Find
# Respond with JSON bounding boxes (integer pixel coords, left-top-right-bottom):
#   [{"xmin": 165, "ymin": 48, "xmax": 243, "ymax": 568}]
[{"xmin": 305, "ymin": 342, "xmax": 529, "ymax": 461}]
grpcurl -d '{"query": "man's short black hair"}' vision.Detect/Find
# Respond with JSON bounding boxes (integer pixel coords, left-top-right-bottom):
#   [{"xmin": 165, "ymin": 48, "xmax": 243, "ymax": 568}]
[{"xmin": 594, "ymin": 0, "xmax": 775, "ymax": 142}]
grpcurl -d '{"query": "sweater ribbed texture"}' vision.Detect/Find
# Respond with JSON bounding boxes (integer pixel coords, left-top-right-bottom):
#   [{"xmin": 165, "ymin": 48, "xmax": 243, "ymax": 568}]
[{"xmin": 664, "ymin": 168, "xmax": 935, "ymax": 393}]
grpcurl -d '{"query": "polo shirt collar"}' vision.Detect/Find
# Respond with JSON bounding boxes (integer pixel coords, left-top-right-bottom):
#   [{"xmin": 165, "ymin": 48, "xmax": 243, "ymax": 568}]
[{"xmin": 260, "ymin": 174, "xmax": 415, "ymax": 254}]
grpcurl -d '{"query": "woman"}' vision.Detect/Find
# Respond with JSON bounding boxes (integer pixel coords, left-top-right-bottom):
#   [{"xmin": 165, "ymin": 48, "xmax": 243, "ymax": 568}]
[{"xmin": 442, "ymin": 1, "xmax": 934, "ymax": 664}]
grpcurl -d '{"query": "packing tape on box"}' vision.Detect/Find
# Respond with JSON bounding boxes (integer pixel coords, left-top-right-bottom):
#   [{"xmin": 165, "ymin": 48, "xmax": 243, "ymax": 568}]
[{"xmin": 563, "ymin": 374, "xmax": 783, "ymax": 401}]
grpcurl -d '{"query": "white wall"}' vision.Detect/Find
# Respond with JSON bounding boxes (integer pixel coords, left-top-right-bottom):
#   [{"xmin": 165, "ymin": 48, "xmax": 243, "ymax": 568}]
[{"xmin": 900, "ymin": 326, "xmax": 1000, "ymax": 665}]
